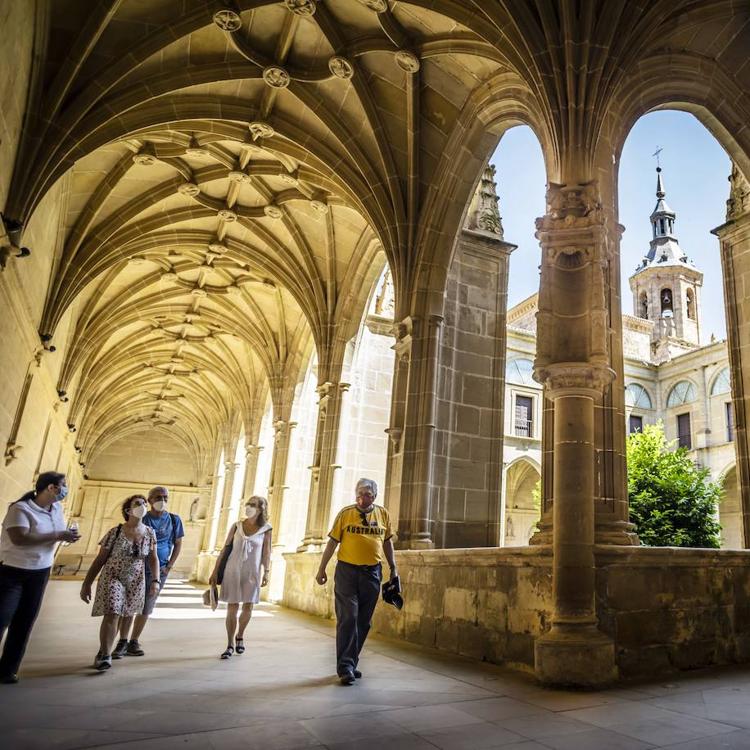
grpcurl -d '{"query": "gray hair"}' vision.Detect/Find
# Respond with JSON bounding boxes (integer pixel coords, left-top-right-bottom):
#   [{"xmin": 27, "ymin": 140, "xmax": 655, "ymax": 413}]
[
  {"xmin": 355, "ymin": 477, "xmax": 378, "ymax": 497},
  {"xmin": 148, "ymin": 485, "xmax": 168, "ymax": 499}
]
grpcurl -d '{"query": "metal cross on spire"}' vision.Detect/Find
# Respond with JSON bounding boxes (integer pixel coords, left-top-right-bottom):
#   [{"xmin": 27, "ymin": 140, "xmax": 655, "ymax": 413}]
[{"xmin": 653, "ymin": 146, "xmax": 663, "ymax": 170}]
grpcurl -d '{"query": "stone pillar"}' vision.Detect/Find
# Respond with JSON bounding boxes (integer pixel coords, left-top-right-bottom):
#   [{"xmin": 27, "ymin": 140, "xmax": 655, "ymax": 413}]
[
  {"xmin": 713, "ymin": 165, "xmax": 750, "ymax": 547},
  {"xmin": 215, "ymin": 460, "xmax": 239, "ymax": 544},
  {"xmin": 268, "ymin": 419, "xmax": 297, "ymax": 536},
  {"xmin": 594, "ymin": 218, "xmax": 638, "ymax": 544},
  {"xmin": 383, "ymin": 326, "xmax": 411, "ymax": 529},
  {"xmin": 531, "ymin": 183, "xmax": 617, "ymax": 687},
  {"xmin": 299, "ymin": 381, "xmax": 350, "ymax": 551},
  {"xmin": 194, "ymin": 472, "xmax": 222, "ymax": 582},
  {"xmin": 432, "ymin": 228, "xmax": 515, "ymax": 547},
  {"xmin": 242, "ymin": 444, "xmax": 264, "ymax": 497},
  {"xmin": 534, "ymin": 365, "xmax": 616, "ymax": 687},
  {"xmin": 396, "ymin": 314, "xmax": 443, "ymax": 549}
]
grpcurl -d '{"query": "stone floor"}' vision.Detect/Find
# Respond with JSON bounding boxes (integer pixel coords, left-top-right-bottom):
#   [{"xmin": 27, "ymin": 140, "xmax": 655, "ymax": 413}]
[{"xmin": 2, "ymin": 581, "xmax": 750, "ymax": 750}]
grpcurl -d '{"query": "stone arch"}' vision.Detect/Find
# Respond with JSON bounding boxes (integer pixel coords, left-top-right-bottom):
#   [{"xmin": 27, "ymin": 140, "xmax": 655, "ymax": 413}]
[
  {"xmin": 718, "ymin": 464, "xmax": 742, "ymax": 548},
  {"xmin": 666, "ymin": 379, "xmax": 699, "ymax": 408},
  {"xmin": 503, "ymin": 457, "xmax": 541, "ymax": 546}
]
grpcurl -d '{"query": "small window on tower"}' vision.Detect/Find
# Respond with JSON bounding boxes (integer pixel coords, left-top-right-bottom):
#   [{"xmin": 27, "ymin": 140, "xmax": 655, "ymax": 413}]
[{"xmin": 686, "ymin": 288, "xmax": 695, "ymax": 320}]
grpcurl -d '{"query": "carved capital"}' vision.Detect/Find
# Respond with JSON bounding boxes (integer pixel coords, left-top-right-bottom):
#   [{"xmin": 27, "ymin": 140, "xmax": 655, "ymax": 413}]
[
  {"xmin": 537, "ymin": 181, "xmax": 603, "ymax": 231},
  {"xmin": 534, "ymin": 362, "xmax": 615, "ymax": 399}
]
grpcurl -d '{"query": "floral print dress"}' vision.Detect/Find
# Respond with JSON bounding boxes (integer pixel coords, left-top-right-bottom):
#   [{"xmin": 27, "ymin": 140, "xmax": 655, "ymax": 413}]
[{"xmin": 92, "ymin": 525, "xmax": 157, "ymax": 617}]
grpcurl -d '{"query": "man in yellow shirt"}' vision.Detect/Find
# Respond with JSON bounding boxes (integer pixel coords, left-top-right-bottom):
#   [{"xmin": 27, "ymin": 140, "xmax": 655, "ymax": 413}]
[{"xmin": 315, "ymin": 477, "xmax": 397, "ymax": 685}]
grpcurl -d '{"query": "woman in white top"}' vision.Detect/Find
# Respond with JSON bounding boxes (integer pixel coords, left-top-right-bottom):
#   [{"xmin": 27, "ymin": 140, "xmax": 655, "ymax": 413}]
[
  {"xmin": 209, "ymin": 496, "xmax": 271, "ymax": 659},
  {"xmin": 0, "ymin": 471, "xmax": 80, "ymax": 683}
]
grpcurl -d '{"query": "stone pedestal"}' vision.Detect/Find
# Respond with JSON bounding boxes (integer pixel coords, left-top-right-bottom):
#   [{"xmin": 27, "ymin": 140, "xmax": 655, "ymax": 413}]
[{"xmin": 534, "ymin": 625, "xmax": 617, "ymax": 688}]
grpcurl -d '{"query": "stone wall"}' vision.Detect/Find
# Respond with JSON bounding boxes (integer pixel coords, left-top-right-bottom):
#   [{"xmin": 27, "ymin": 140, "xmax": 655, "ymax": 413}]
[
  {"xmin": 433, "ymin": 230, "xmax": 515, "ymax": 548},
  {"xmin": 596, "ymin": 546, "xmax": 750, "ymax": 677},
  {"xmin": 283, "ymin": 547, "xmax": 552, "ymax": 672},
  {"xmin": 283, "ymin": 545, "xmax": 750, "ymax": 679}
]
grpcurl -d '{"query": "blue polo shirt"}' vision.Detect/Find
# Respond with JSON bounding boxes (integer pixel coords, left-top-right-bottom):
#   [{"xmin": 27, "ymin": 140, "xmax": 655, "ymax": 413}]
[{"xmin": 143, "ymin": 511, "xmax": 185, "ymax": 567}]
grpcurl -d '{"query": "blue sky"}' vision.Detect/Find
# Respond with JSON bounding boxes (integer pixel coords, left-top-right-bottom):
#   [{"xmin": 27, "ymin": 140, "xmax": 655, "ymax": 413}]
[{"xmin": 490, "ymin": 111, "xmax": 732, "ymax": 341}]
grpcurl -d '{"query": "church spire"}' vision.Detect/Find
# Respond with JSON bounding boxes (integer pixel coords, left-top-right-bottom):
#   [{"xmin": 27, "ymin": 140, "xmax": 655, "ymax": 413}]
[{"xmin": 650, "ymin": 166, "xmax": 676, "ymax": 240}]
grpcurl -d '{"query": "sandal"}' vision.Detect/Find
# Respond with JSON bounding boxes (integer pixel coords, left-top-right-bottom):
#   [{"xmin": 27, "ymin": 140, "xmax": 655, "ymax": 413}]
[
  {"xmin": 235, "ymin": 638, "xmax": 245, "ymax": 654},
  {"xmin": 220, "ymin": 646, "xmax": 234, "ymax": 660}
]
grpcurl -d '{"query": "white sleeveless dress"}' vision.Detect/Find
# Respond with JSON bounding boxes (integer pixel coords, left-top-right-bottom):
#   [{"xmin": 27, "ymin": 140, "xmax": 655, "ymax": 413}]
[{"xmin": 219, "ymin": 522, "xmax": 272, "ymax": 604}]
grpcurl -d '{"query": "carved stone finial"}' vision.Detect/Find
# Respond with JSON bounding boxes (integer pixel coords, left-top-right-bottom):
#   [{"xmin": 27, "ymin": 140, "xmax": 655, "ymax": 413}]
[
  {"xmin": 465, "ymin": 163, "xmax": 504, "ymax": 237},
  {"xmin": 358, "ymin": 0, "xmax": 388, "ymax": 10},
  {"xmin": 328, "ymin": 56, "xmax": 354, "ymax": 80},
  {"xmin": 395, "ymin": 50, "xmax": 420, "ymax": 72},
  {"xmin": 727, "ymin": 163, "xmax": 750, "ymax": 221},
  {"xmin": 284, "ymin": 0, "xmax": 316, "ymax": 15},
  {"xmin": 263, "ymin": 66, "xmax": 291, "ymax": 89},
  {"xmin": 132, "ymin": 152, "xmax": 155, "ymax": 166},
  {"xmin": 178, "ymin": 182, "xmax": 200, "ymax": 196},
  {"xmin": 213, "ymin": 9, "xmax": 242, "ymax": 31},
  {"xmin": 248, "ymin": 122, "xmax": 275, "ymax": 141},
  {"xmin": 217, "ymin": 208, "xmax": 238, "ymax": 222}
]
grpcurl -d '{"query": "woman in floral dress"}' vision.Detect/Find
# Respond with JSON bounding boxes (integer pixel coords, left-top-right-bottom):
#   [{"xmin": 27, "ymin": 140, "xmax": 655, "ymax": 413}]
[{"xmin": 80, "ymin": 495, "xmax": 159, "ymax": 671}]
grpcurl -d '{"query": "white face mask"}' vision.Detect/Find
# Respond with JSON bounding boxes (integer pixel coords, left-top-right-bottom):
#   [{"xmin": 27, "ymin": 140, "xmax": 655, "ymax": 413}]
[
  {"xmin": 130, "ymin": 505, "xmax": 146, "ymax": 519},
  {"xmin": 245, "ymin": 506, "xmax": 258, "ymax": 519},
  {"xmin": 152, "ymin": 499, "xmax": 166, "ymax": 512}
]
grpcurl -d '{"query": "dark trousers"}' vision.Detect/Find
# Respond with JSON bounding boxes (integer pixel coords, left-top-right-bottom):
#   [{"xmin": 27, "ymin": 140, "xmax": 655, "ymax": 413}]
[
  {"xmin": 334, "ymin": 561, "xmax": 381, "ymax": 676},
  {"xmin": 0, "ymin": 564, "xmax": 50, "ymax": 676}
]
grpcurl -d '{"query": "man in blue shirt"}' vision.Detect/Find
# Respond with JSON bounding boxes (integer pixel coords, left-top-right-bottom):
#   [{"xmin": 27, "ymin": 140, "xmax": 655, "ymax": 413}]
[{"xmin": 113, "ymin": 486, "xmax": 184, "ymax": 658}]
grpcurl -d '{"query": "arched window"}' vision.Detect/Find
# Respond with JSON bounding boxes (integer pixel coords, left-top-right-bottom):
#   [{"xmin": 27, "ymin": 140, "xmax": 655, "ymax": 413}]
[
  {"xmin": 686, "ymin": 288, "xmax": 696, "ymax": 320},
  {"xmin": 667, "ymin": 380, "xmax": 697, "ymax": 408},
  {"xmin": 660, "ymin": 287, "xmax": 673, "ymax": 313},
  {"xmin": 711, "ymin": 367, "xmax": 731, "ymax": 396},
  {"xmin": 625, "ymin": 383, "xmax": 653, "ymax": 409},
  {"xmin": 506, "ymin": 357, "xmax": 535, "ymax": 385},
  {"xmin": 639, "ymin": 292, "xmax": 648, "ymax": 319}
]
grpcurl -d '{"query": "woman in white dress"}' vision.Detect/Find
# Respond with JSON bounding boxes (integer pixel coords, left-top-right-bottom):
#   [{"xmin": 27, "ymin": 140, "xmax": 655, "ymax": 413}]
[{"xmin": 209, "ymin": 496, "xmax": 271, "ymax": 659}]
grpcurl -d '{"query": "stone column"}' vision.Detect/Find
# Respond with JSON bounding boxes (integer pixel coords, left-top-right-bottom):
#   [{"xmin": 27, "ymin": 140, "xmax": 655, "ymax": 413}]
[
  {"xmin": 713, "ymin": 164, "xmax": 750, "ymax": 547},
  {"xmin": 531, "ymin": 183, "xmax": 617, "ymax": 687},
  {"xmin": 396, "ymin": 314, "xmax": 443, "ymax": 549},
  {"xmin": 299, "ymin": 381, "xmax": 350, "ymax": 551},
  {"xmin": 267, "ymin": 419, "xmax": 297, "ymax": 536},
  {"xmin": 242, "ymin": 444, "xmax": 264, "ymax": 497},
  {"xmin": 383, "ymin": 325, "xmax": 411, "ymax": 529},
  {"xmin": 534, "ymin": 364, "xmax": 616, "ymax": 686},
  {"xmin": 194, "ymin": 472, "xmax": 222, "ymax": 582},
  {"xmin": 215, "ymin": 460, "xmax": 239, "ymax": 544}
]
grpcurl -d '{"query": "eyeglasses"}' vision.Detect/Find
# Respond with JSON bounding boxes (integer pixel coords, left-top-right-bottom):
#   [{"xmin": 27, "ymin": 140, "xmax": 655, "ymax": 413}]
[
  {"xmin": 152, "ymin": 495, "xmax": 168, "ymax": 500},
  {"xmin": 247, "ymin": 503, "xmax": 260, "ymax": 508}
]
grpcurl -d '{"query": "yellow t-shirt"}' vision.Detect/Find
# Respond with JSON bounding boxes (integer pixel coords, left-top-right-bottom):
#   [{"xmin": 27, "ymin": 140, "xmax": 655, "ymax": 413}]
[{"xmin": 329, "ymin": 504, "xmax": 393, "ymax": 566}]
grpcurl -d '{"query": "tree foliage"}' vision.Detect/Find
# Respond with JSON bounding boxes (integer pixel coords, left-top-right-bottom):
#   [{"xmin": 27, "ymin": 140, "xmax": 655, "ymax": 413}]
[{"xmin": 627, "ymin": 422, "xmax": 722, "ymax": 548}]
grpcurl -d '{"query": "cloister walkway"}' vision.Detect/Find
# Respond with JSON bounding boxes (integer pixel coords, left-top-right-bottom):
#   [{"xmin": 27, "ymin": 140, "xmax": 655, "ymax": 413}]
[{"xmin": 2, "ymin": 580, "xmax": 750, "ymax": 750}]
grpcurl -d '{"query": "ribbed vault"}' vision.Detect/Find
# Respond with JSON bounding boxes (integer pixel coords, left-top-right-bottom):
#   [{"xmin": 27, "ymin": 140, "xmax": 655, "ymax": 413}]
[{"xmin": 6, "ymin": 0, "xmax": 749, "ymax": 472}]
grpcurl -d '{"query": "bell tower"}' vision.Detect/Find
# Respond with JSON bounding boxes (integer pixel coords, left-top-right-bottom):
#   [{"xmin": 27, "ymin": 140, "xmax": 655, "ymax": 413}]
[{"xmin": 629, "ymin": 163, "xmax": 703, "ymax": 362}]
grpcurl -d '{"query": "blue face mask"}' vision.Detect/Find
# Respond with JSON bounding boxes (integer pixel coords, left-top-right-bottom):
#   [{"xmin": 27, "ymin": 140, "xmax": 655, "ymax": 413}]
[{"xmin": 55, "ymin": 486, "xmax": 69, "ymax": 502}]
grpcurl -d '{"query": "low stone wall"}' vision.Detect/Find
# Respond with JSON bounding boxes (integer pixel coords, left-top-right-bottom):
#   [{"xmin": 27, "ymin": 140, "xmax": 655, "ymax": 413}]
[
  {"xmin": 283, "ymin": 547, "xmax": 553, "ymax": 672},
  {"xmin": 596, "ymin": 546, "xmax": 750, "ymax": 677},
  {"xmin": 283, "ymin": 545, "xmax": 750, "ymax": 680}
]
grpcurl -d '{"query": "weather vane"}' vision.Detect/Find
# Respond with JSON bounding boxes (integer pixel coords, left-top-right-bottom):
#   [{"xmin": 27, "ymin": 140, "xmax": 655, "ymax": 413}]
[{"xmin": 652, "ymin": 146, "xmax": 663, "ymax": 170}]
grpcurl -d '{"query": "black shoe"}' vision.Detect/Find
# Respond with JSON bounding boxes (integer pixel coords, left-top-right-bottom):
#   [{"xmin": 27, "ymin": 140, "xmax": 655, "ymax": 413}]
[
  {"xmin": 354, "ymin": 669, "xmax": 362, "ymax": 679},
  {"xmin": 0, "ymin": 674, "xmax": 18, "ymax": 684},
  {"xmin": 339, "ymin": 670, "xmax": 355, "ymax": 686},
  {"xmin": 126, "ymin": 640, "xmax": 144, "ymax": 656},
  {"xmin": 112, "ymin": 639, "xmax": 128, "ymax": 659}
]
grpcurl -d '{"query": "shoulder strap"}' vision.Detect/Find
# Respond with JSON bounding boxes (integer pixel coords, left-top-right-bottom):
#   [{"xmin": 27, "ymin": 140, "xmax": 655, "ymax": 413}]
[{"xmin": 169, "ymin": 512, "xmax": 178, "ymax": 545}]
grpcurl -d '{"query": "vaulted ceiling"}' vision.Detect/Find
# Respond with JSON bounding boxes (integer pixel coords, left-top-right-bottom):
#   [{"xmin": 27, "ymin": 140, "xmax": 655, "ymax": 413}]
[{"xmin": 7, "ymin": 0, "xmax": 749, "ymax": 472}]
